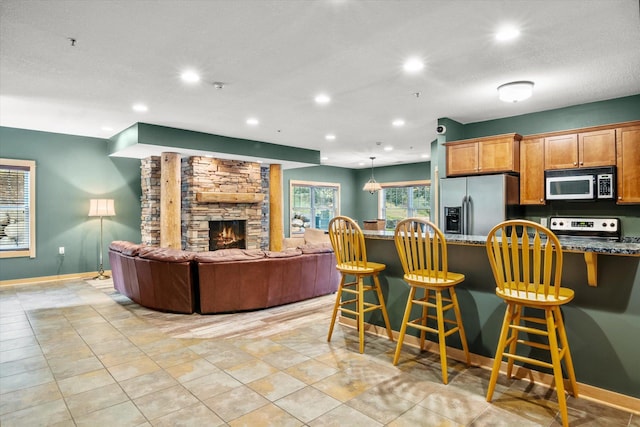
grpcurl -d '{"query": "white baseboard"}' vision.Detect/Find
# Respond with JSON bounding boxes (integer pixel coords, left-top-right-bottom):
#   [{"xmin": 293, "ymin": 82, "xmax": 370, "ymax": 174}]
[{"xmin": 0, "ymin": 271, "xmax": 111, "ymax": 287}]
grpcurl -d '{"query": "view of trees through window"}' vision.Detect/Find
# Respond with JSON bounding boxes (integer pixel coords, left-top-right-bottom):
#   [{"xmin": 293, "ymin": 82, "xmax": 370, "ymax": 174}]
[
  {"xmin": 290, "ymin": 181, "xmax": 339, "ymax": 235},
  {"xmin": 381, "ymin": 183, "xmax": 430, "ymax": 230}
]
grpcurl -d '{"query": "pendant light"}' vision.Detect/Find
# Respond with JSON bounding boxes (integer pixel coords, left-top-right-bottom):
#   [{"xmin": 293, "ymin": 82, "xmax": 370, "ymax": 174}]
[{"xmin": 363, "ymin": 156, "xmax": 382, "ymax": 194}]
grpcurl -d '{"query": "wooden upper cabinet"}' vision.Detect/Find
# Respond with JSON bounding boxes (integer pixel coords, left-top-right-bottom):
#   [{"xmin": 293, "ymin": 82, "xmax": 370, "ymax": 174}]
[
  {"xmin": 520, "ymin": 137, "xmax": 545, "ymax": 205},
  {"xmin": 545, "ymin": 129, "xmax": 615, "ymax": 170},
  {"xmin": 616, "ymin": 125, "xmax": 640, "ymax": 204},
  {"xmin": 579, "ymin": 129, "xmax": 616, "ymax": 167},
  {"xmin": 446, "ymin": 133, "xmax": 521, "ymax": 177},
  {"xmin": 544, "ymin": 134, "xmax": 578, "ymax": 169},
  {"xmin": 446, "ymin": 141, "xmax": 478, "ymax": 176}
]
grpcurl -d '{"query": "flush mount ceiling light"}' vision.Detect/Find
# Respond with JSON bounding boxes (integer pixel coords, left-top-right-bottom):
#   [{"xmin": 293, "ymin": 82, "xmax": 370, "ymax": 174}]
[
  {"xmin": 392, "ymin": 119, "xmax": 405, "ymax": 127},
  {"xmin": 363, "ymin": 156, "xmax": 382, "ymax": 194},
  {"xmin": 497, "ymin": 81, "xmax": 534, "ymax": 103},
  {"xmin": 246, "ymin": 117, "xmax": 259, "ymax": 126},
  {"xmin": 325, "ymin": 134, "xmax": 336, "ymax": 140}
]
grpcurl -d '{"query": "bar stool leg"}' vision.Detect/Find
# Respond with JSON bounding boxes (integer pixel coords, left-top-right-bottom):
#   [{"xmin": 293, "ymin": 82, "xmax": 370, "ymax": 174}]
[
  {"xmin": 487, "ymin": 302, "xmax": 516, "ymax": 401},
  {"xmin": 357, "ymin": 275, "xmax": 365, "ymax": 354},
  {"xmin": 546, "ymin": 308, "xmax": 569, "ymax": 427},
  {"xmin": 435, "ymin": 290, "xmax": 449, "ymax": 384},
  {"xmin": 327, "ymin": 275, "xmax": 346, "ymax": 342},
  {"xmin": 373, "ymin": 274, "xmax": 394, "ymax": 341},
  {"xmin": 450, "ymin": 287, "xmax": 470, "ymax": 365},
  {"xmin": 555, "ymin": 306, "xmax": 579, "ymax": 397},
  {"xmin": 393, "ymin": 287, "xmax": 416, "ymax": 365}
]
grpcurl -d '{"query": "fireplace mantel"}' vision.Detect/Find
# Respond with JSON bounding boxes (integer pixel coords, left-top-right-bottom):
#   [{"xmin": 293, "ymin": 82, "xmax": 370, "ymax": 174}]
[{"xmin": 196, "ymin": 192, "xmax": 265, "ymax": 204}]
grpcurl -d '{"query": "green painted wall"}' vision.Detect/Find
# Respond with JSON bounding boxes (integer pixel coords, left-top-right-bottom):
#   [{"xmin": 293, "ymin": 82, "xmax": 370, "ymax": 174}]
[{"xmin": 0, "ymin": 127, "xmax": 141, "ymax": 281}]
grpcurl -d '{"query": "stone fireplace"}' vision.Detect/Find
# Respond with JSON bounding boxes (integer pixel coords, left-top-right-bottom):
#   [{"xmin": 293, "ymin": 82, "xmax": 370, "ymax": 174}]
[{"xmin": 140, "ymin": 156, "xmax": 269, "ymax": 251}]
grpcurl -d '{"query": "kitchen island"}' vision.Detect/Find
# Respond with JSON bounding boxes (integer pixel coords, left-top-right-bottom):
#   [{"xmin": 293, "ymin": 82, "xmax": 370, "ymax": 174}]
[{"xmin": 351, "ymin": 230, "xmax": 640, "ymax": 408}]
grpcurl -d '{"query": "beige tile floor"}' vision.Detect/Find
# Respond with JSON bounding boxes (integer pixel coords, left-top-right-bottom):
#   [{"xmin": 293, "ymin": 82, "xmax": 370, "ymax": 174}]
[{"xmin": 0, "ymin": 279, "xmax": 637, "ymax": 426}]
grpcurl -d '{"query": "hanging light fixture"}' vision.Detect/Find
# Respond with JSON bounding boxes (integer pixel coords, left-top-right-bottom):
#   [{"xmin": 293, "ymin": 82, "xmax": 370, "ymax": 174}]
[
  {"xmin": 363, "ymin": 156, "xmax": 382, "ymax": 194},
  {"xmin": 497, "ymin": 80, "xmax": 534, "ymax": 103}
]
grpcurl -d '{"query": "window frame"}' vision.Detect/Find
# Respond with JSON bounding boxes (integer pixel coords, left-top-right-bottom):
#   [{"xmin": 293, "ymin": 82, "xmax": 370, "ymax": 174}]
[
  {"xmin": 0, "ymin": 158, "xmax": 36, "ymax": 259},
  {"xmin": 377, "ymin": 180, "xmax": 431, "ymax": 229},
  {"xmin": 289, "ymin": 180, "xmax": 340, "ymax": 236}
]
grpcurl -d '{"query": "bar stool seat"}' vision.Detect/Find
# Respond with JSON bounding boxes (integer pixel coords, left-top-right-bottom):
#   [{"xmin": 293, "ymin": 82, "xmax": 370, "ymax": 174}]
[{"xmin": 327, "ymin": 216, "xmax": 394, "ymax": 353}]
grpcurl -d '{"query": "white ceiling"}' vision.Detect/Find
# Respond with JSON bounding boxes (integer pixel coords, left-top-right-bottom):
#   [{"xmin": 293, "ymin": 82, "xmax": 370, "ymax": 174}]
[{"xmin": 1, "ymin": 0, "xmax": 639, "ymax": 169}]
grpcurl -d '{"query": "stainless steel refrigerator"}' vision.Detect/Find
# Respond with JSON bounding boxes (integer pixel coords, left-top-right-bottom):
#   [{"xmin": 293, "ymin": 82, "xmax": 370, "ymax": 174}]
[{"xmin": 440, "ymin": 174, "xmax": 520, "ymax": 235}]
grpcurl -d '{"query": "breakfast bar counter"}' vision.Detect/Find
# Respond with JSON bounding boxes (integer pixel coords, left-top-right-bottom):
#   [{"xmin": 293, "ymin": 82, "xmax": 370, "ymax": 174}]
[{"xmin": 357, "ymin": 230, "xmax": 640, "ymax": 403}]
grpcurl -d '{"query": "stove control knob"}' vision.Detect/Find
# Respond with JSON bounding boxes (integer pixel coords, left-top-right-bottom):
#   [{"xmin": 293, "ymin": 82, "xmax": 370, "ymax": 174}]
[
  {"xmin": 610, "ymin": 222, "xmax": 616, "ymax": 228},
  {"xmin": 602, "ymin": 222, "xmax": 607, "ymax": 227},
  {"xmin": 559, "ymin": 222, "xmax": 564, "ymax": 226},
  {"xmin": 552, "ymin": 221, "xmax": 557, "ymax": 226}
]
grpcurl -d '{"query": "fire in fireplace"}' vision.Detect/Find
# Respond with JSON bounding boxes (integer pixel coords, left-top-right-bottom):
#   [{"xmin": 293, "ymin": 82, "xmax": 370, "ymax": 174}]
[{"xmin": 209, "ymin": 220, "xmax": 247, "ymax": 251}]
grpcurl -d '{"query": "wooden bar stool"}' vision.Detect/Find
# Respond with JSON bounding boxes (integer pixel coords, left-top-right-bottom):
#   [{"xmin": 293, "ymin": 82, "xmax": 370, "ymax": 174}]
[
  {"xmin": 327, "ymin": 215, "xmax": 393, "ymax": 353},
  {"xmin": 485, "ymin": 220, "xmax": 578, "ymax": 427},
  {"xmin": 392, "ymin": 218, "xmax": 470, "ymax": 384}
]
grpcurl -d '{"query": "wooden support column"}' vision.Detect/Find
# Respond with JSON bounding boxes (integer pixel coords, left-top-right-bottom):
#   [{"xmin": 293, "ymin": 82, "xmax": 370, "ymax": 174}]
[
  {"xmin": 269, "ymin": 164, "xmax": 283, "ymax": 252},
  {"xmin": 160, "ymin": 152, "xmax": 181, "ymax": 248}
]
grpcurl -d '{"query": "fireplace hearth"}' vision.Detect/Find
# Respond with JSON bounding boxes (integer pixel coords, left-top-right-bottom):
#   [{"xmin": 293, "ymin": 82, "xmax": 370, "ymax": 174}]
[{"xmin": 209, "ymin": 220, "xmax": 247, "ymax": 251}]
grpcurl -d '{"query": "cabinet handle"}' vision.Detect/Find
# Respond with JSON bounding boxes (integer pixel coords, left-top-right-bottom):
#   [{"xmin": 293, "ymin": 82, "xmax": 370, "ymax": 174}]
[
  {"xmin": 618, "ymin": 196, "xmax": 622, "ymax": 200},
  {"xmin": 579, "ymin": 162, "xmax": 583, "ymax": 165},
  {"xmin": 540, "ymin": 199, "xmax": 544, "ymax": 202},
  {"xmin": 573, "ymin": 162, "xmax": 577, "ymax": 166}
]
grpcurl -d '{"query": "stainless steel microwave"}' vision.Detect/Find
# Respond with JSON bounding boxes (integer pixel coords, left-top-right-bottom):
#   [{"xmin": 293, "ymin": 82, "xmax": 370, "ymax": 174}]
[{"xmin": 545, "ymin": 166, "xmax": 615, "ymax": 200}]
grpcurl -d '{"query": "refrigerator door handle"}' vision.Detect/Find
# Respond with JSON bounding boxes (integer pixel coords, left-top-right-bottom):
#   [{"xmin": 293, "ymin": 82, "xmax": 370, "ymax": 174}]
[
  {"xmin": 462, "ymin": 196, "xmax": 468, "ymax": 235},
  {"xmin": 466, "ymin": 195, "xmax": 472, "ymax": 235}
]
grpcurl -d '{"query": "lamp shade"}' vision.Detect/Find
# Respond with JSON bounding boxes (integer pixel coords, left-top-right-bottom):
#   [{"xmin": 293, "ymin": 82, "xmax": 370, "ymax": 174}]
[
  {"xmin": 497, "ymin": 81, "xmax": 534, "ymax": 103},
  {"xmin": 88, "ymin": 199, "xmax": 116, "ymax": 217},
  {"xmin": 363, "ymin": 179, "xmax": 382, "ymax": 194}
]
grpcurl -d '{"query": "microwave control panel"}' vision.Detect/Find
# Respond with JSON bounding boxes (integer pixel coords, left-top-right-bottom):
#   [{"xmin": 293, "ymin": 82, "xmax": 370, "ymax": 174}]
[{"xmin": 597, "ymin": 174, "xmax": 614, "ymax": 198}]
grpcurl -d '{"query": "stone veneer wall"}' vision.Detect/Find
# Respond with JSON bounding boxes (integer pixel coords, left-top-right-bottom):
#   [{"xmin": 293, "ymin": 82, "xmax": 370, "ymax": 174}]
[
  {"xmin": 181, "ymin": 157, "xmax": 265, "ymax": 251},
  {"xmin": 140, "ymin": 156, "xmax": 269, "ymax": 250},
  {"xmin": 140, "ymin": 156, "xmax": 161, "ymax": 246}
]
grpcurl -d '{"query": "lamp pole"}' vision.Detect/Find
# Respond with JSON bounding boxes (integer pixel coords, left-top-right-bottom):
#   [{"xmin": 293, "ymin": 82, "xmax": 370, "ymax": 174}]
[{"xmin": 95, "ymin": 215, "xmax": 108, "ymax": 280}]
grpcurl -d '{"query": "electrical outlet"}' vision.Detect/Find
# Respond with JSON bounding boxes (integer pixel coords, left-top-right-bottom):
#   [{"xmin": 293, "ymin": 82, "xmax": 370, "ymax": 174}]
[{"xmin": 58, "ymin": 247, "xmax": 65, "ymax": 255}]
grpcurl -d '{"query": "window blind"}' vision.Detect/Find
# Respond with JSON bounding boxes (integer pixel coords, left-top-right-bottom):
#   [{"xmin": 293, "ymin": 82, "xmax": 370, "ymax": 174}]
[{"xmin": 0, "ymin": 165, "xmax": 31, "ymax": 251}]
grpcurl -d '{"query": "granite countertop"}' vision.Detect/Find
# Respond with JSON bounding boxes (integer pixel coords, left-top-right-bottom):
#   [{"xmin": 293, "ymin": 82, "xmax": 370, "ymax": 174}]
[{"xmin": 362, "ymin": 230, "xmax": 640, "ymax": 256}]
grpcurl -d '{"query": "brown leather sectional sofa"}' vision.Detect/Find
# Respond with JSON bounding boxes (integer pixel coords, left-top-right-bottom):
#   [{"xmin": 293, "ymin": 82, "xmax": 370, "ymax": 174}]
[{"xmin": 108, "ymin": 241, "xmax": 340, "ymax": 314}]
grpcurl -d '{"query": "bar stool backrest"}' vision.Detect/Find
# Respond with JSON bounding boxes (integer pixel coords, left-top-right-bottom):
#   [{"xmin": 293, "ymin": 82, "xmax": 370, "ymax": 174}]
[
  {"xmin": 394, "ymin": 218, "xmax": 449, "ymax": 282},
  {"xmin": 486, "ymin": 220, "xmax": 563, "ymax": 300},
  {"xmin": 328, "ymin": 216, "xmax": 368, "ymax": 270}
]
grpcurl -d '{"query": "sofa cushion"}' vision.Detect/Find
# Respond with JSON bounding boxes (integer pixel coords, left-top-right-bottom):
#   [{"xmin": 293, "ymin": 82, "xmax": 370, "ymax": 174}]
[
  {"xmin": 300, "ymin": 242, "xmax": 334, "ymax": 254},
  {"xmin": 304, "ymin": 228, "xmax": 330, "ymax": 244},
  {"xmin": 264, "ymin": 248, "xmax": 303, "ymax": 258},
  {"xmin": 138, "ymin": 247, "xmax": 196, "ymax": 262},
  {"xmin": 195, "ymin": 248, "xmax": 266, "ymax": 263}
]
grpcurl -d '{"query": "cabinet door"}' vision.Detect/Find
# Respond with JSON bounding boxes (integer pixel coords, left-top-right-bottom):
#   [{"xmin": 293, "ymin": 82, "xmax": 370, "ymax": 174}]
[
  {"xmin": 616, "ymin": 125, "xmax": 640, "ymax": 204},
  {"xmin": 446, "ymin": 142, "xmax": 478, "ymax": 176},
  {"xmin": 579, "ymin": 129, "xmax": 616, "ymax": 167},
  {"xmin": 545, "ymin": 134, "xmax": 578, "ymax": 169},
  {"xmin": 520, "ymin": 138, "xmax": 545, "ymax": 205},
  {"xmin": 479, "ymin": 136, "xmax": 519, "ymax": 173}
]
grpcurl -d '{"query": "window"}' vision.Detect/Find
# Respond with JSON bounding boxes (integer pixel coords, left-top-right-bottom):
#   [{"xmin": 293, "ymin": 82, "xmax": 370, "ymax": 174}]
[
  {"xmin": 0, "ymin": 159, "xmax": 36, "ymax": 258},
  {"xmin": 379, "ymin": 180, "xmax": 430, "ymax": 230},
  {"xmin": 290, "ymin": 180, "xmax": 340, "ymax": 235}
]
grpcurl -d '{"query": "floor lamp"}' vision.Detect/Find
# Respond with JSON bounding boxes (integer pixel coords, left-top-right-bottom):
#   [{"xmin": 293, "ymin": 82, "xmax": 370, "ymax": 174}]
[{"xmin": 88, "ymin": 199, "xmax": 116, "ymax": 280}]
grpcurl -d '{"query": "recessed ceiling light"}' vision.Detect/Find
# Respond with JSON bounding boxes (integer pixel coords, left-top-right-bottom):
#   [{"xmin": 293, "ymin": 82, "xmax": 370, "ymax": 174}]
[
  {"xmin": 384, "ymin": 145, "xmax": 393, "ymax": 152},
  {"xmin": 403, "ymin": 57, "xmax": 424, "ymax": 73},
  {"xmin": 314, "ymin": 93, "xmax": 331, "ymax": 104},
  {"xmin": 392, "ymin": 119, "xmax": 405, "ymax": 127},
  {"xmin": 321, "ymin": 156, "xmax": 329, "ymax": 161},
  {"xmin": 358, "ymin": 162, "xmax": 366, "ymax": 166},
  {"xmin": 101, "ymin": 126, "xmax": 113, "ymax": 132},
  {"xmin": 246, "ymin": 118, "xmax": 259, "ymax": 126},
  {"xmin": 325, "ymin": 134, "xmax": 336, "ymax": 140},
  {"xmin": 421, "ymin": 153, "xmax": 430, "ymax": 159},
  {"xmin": 132, "ymin": 103, "xmax": 148, "ymax": 113},
  {"xmin": 180, "ymin": 70, "xmax": 201, "ymax": 84},
  {"xmin": 496, "ymin": 26, "xmax": 520, "ymax": 41}
]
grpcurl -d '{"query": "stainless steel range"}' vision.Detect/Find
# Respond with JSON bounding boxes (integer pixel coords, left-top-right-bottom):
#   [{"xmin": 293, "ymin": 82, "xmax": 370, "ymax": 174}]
[{"xmin": 549, "ymin": 217, "xmax": 621, "ymax": 242}]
